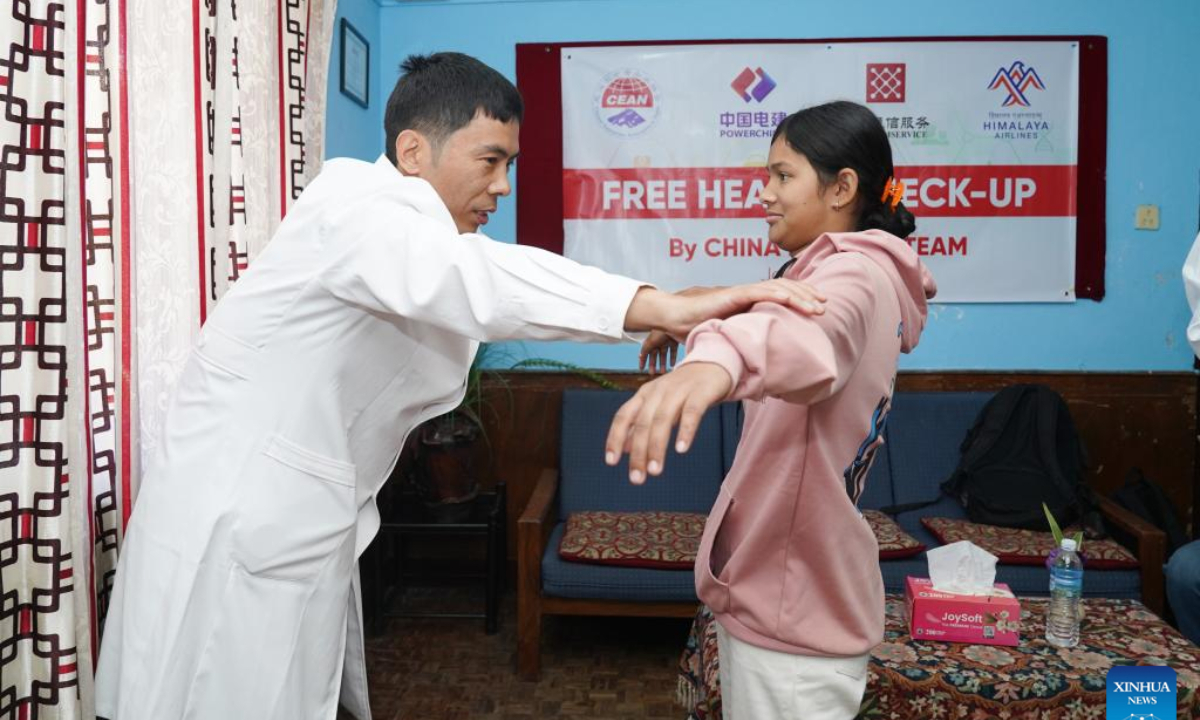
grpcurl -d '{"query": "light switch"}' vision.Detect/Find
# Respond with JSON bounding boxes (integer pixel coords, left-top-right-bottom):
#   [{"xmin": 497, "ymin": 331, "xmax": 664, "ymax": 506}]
[{"xmin": 1135, "ymin": 204, "xmax": 1160, "ymax": 230}]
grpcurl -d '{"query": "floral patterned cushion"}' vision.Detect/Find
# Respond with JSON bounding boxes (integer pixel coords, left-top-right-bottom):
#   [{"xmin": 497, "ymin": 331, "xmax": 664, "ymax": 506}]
[
  {"xmin": 558, "ymin": 509, "xmax": 925, "ymax": 569},
  {"xmin": 921, "ymin": 516, "xmax": 1140, "ymax": 569},
  {"xmin": 558, "ymin": 511, "xmax": 705, "ymax": 569},
  {"xmin": 862, "ymin": 510, "xmax": 926, "ymax": 559}
]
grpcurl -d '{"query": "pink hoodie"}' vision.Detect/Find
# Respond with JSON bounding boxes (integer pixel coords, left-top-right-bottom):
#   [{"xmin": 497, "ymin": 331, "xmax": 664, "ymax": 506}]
[{"xmin": 681, "ymin": 229, "xmax": 936, "ymax": 657}]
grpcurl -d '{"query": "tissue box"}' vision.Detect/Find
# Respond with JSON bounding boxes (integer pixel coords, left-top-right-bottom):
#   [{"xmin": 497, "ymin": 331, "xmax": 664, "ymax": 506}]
[{"xmin": 904, "ymin": 576, "xmax": 1021, "ymax": 647}]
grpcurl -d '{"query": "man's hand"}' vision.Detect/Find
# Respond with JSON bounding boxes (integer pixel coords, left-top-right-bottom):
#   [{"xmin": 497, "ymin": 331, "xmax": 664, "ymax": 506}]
[
  {"xmin": 604, "ymin": 362, "xmax": 733, "ymax": 484},
  {"xmin": 630, "ymin": 280, "xmax": 825, "ymax": 375},
  {"xmin": 623, "ymin": 279, "xmax": 826, "ymax": 338},
  {"xmin": 639, "ymin": 331, "xmax": 678, "ymax": 376}
]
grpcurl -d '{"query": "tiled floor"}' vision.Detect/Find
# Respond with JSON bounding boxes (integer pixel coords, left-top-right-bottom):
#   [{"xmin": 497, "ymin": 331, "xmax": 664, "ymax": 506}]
[{"xmin": 349, "ymin": 586, "xmax": 693, "ymax": 720}]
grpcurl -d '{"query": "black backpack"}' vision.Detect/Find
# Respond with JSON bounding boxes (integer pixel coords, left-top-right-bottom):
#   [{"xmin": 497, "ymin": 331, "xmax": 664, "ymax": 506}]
[
  {"xmin": 940, "ymin": 384, "xmax": 1103, "ymax": 534},
  {"xmin": 1111, "ymin": 467, "xmax": 1189, "ymax": 558}
]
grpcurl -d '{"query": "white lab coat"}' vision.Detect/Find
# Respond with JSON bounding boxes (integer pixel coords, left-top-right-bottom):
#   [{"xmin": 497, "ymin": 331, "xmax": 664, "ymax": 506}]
[
  {"xmin": 94, "ymin": 156, "xmax": 642, "ymax": 719},
  {"xmin": 1184, "ymin": 230, "xmax": 1200, "ymax": 358}
]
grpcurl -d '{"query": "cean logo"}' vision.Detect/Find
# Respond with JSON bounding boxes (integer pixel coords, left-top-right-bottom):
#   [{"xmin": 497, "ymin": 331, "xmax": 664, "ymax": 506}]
[
  {"xmin": 988, "ymin": 61, "xmax": 1046, "ymax": 107},
  {"xmin": 595, "ymin": 71, "xmax": 659, "ymax": 136}
]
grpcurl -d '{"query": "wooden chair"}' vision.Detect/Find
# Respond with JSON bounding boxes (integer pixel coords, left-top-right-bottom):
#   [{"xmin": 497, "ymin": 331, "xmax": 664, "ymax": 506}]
[{"xmin": 516, "ymin": 389, "xmax": 740, "ymax": 680}]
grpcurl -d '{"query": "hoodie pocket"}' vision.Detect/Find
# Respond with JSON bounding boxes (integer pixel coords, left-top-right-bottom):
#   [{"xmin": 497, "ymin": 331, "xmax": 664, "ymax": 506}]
[{"xmin": 695, "ymin": 486, "xmax": 736, "ymax": 614}]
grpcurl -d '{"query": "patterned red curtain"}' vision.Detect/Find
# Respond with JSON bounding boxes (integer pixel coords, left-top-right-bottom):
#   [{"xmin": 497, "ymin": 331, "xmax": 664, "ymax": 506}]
[{"xmin": 1, "ymin": 1, "xmax": 336, "ymax": 717}]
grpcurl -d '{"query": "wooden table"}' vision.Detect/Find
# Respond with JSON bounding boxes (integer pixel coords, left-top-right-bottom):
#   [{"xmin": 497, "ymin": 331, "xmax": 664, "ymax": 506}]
[{"xmin": 678, "ymin": 597, "xmax": 1200, "ymax": 719}]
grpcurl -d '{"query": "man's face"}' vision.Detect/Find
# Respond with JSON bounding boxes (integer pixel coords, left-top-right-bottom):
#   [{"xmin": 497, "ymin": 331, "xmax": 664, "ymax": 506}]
[{"xmin": 416, "ymin": 113, "xmax": 520, "ymax": 233}]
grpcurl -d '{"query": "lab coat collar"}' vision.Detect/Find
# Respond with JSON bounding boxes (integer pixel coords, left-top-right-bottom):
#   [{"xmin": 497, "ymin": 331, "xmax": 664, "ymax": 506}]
[{"xmin": 372, "ymin": 154, "xmax": 458, "ymax": 233}]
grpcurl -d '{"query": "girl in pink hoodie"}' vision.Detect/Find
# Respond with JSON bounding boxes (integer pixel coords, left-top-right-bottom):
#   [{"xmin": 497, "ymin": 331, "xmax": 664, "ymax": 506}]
[{"xmin": 606, "ymin": 101, "xmax": 936, "ymax": 719}]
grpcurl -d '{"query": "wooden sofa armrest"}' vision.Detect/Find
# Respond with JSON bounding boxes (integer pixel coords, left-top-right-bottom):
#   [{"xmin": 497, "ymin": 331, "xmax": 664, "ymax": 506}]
[
  {"xmin": 1097, "ymin": 495, "xmax": 1166, "ymax": 616},
  {"xmin": 518, "ymin": 468, "xmax": 559, "ymax": 679},
  {"xmin": 519, "ymin": 467, "xmax": 560, "ymax": 547}
]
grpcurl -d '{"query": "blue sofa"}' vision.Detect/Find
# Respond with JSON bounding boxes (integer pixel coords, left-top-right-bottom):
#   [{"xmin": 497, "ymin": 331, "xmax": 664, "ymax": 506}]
[{"xmin": 516, "ymin": 388, "xmax": 1164, "ymax": 679}]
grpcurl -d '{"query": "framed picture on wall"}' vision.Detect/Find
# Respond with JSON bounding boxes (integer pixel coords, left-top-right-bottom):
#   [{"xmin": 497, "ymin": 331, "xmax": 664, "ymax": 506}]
[{"xmin": 340, "ymin": 19, "xmax": 369, "ymax": 108}]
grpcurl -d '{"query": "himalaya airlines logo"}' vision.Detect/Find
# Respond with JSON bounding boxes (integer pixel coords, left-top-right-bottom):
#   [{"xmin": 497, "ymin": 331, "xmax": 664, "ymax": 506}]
[
  {"xmin": 594, "ymin": 70, "xmax": 659, "ymax": 136},
  {"xmin": 988, "ymin": 61, "xmax": 1046, "ymax": 107},
  {"xmin": 730, "ymin": 67, "xmax": 776, "ymax": 103}
]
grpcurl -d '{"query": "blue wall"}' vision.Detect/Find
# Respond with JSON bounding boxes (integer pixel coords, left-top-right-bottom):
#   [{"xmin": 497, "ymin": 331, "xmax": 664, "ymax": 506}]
[
  {"xmin": 325, "ymin": 0, "xmax": 382, "ymax": 161},
  {"xmin": 365, "ymin": 0, "xmax": 1200, "ymax": 371}
]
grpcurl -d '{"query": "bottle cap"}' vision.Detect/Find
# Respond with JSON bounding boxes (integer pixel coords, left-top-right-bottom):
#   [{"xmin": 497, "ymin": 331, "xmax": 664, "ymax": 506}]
[{"xmin": 1061, "ymin": 538, "xmax": 1077, "ymax": 551}]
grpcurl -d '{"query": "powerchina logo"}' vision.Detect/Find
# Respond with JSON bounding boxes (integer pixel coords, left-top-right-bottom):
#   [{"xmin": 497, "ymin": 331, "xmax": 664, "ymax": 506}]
[
  {"xmin": 1106, "ymin": 666, "xmax": 1176, "ymax": 719},
  {"xmin": 594, "ymin": 71, "xmax": 659, "ymax": 136},
  {"xmin": 988, "ymin": 60, "xmax": 1046, "ymax": 107},
  {"xmin": 730, "ymin": 67, "xmax": 776, "ymax": 103}
]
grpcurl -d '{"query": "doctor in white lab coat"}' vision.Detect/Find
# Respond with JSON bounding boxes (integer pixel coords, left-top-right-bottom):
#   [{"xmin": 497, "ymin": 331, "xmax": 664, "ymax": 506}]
[{"xmin": 95, "ymin": 53, "xmax": 824, "ymax": 720}]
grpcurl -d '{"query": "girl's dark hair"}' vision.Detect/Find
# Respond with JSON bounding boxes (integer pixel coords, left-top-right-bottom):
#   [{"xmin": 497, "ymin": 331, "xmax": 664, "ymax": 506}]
[
  {"xmin": 771, "ymin": 100, "xmax": 916, "ymax": 238},
  {"xmin": 384, "ymin": 52, "xmax": 524, "ymax": 165}
]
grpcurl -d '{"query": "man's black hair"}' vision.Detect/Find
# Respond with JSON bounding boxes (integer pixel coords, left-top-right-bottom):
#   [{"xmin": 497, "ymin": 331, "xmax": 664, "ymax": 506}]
[{"xmin": 383, "ymin": 52, "xmax": 524, "ymax": 165}]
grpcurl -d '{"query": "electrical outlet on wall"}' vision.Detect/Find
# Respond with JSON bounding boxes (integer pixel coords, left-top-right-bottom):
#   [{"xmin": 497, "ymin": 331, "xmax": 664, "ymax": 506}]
[{"xmin": 1135, "ymin": 204, "xmax": 1160, "ymax": 230}]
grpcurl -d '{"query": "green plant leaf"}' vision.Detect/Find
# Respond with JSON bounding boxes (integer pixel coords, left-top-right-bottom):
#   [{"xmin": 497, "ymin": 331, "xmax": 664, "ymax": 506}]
[
  {"xmin": 1072, "ymin": 530, "xmax": 1084, "ymax": 553},
  {"xmin": 1042, "ymin": 502, "xmax": 1064, "ymax": 546},
  {"xmin": 510, "ymin": 358, "xmax": 621, "ymax": 390}
]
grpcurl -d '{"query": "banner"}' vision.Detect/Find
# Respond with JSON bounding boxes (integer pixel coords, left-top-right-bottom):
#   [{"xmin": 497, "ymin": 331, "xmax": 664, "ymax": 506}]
[{"xmin": 560, "ymin": 42, "xmax": 1083, "ymax": 302}]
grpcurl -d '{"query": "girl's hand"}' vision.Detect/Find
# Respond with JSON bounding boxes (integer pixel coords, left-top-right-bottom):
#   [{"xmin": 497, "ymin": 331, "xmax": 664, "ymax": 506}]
[
  {"xmin": 604, "ymin": 362, "xmax": 733, "ymax": 484},
  {"xmin": 638, "ymin": 332, "xmax": 679, "ymax": 375}
]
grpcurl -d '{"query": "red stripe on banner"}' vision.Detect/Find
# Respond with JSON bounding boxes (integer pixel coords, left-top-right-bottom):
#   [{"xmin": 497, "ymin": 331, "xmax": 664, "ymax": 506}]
[
  {"xmin": 20, "ymin": 511, "xmax": 31, "ymax": 539},
  {"xmin": 29, "ymin": 124, "xmax": 41, "ymax": 150},
  {"xmin": 20, "ymin": 607, "xmax": 31, "ymax": 633},
  {"xmin": 26, "ymin": 223, "xmax": 38, "ymax": 248},
  {"xmin": 86, "ymin": 54, "xmax": 101, "ymax": 64},
  {"xmin": 18, "ymin": 700, "xmax": 29, "ymax": 720},
  {"xmin": 118, "ymin": 0, "xmax": 135, "ymax": 529},
  {"xmin": 85, "ymin": 141, "xmax": 105, "ymax": 150},
  {"xmin": 22, "ymin": 416, "xmax": 33, "ymax": 443},
  {"xmin": 59, "ymin": 663, "xmax": 78, "ymax": 675},
  {"xmin": 894, "ymin": 165, "xmax": 1076, "ymax": 218},
  {"xmin": 60, "ymin": 567, "xmax": 72, "ymax": 579},
  {"xmin": 24, "ymin": 320, "xmax": 36, "ymax": 345},
  {"xmin": 276, "ymin": 0, "xmax": 287, "ymax": 219},
  {"xmin": 62, "ymin": 472, "xmax": 69, "ymax": 486},
  {"xmin": 564, "ymin": 167, "xmax": 767, "ymax": 221},
  {"xmin": 0, "ymin": 74, "xmax": 8, "ymax": 86},
  {"xmin": 192, "ymin": 0, "xmax": 207, "ymax": 324},
  {"xmin": 32, "ymin": 25, "xmax": 44, "ymax": 52},
  {"xmin": 563, "ymin": 165, "xmax": 1077, "ymax": 220},
  {"xmin": 93, "ymin": 226, "xmax": 111, "ymax": 236}
]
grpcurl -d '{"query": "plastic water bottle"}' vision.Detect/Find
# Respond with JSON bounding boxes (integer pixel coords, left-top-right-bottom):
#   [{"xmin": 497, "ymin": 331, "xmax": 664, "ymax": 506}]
[{"xmin": 1045, "ymin": 537, "xmax": 1083, "ymax": 648}]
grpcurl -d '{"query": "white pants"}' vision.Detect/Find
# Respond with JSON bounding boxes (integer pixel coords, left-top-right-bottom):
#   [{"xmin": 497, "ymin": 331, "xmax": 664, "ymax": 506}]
[{"xmin": 716, "ymin": 622, "xmax": 869, "ymax": 720}]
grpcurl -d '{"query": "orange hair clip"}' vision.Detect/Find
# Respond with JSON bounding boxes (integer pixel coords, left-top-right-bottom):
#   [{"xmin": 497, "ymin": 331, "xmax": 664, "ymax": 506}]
[{"xmin": 881, "ymin": 177, "xmax": 905, "ymax": 211}]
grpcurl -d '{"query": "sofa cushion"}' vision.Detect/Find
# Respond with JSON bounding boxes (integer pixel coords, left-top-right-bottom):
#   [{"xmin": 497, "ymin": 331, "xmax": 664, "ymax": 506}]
[
  {"xmin": 863, "ymin": 510, "xmax": 926, "ymax": 559},
  {"xmin": 556, "ymin": 508, "xmax": 923, "ymax": 572},
  {"xmin": 885, "ymin": 392, "xmax": 992, "ymax": 506},
  {"xmin": 558, "ymin": 389, "xmax": 733, "ymax": 515},
  {"xmin": 921, "ymin": 517, "xmax": 1140, "ymax": 569},
  {"xmin": 878, "ymin": 554, "xmax": 1142, "ymax": 600},
  {"xmin": 558, "ymin": 511, "xmax": 705, "ymax": 570},
  {"xmin": 542, "ymin": 522, "xmax": 699, "ymax": 602}
]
